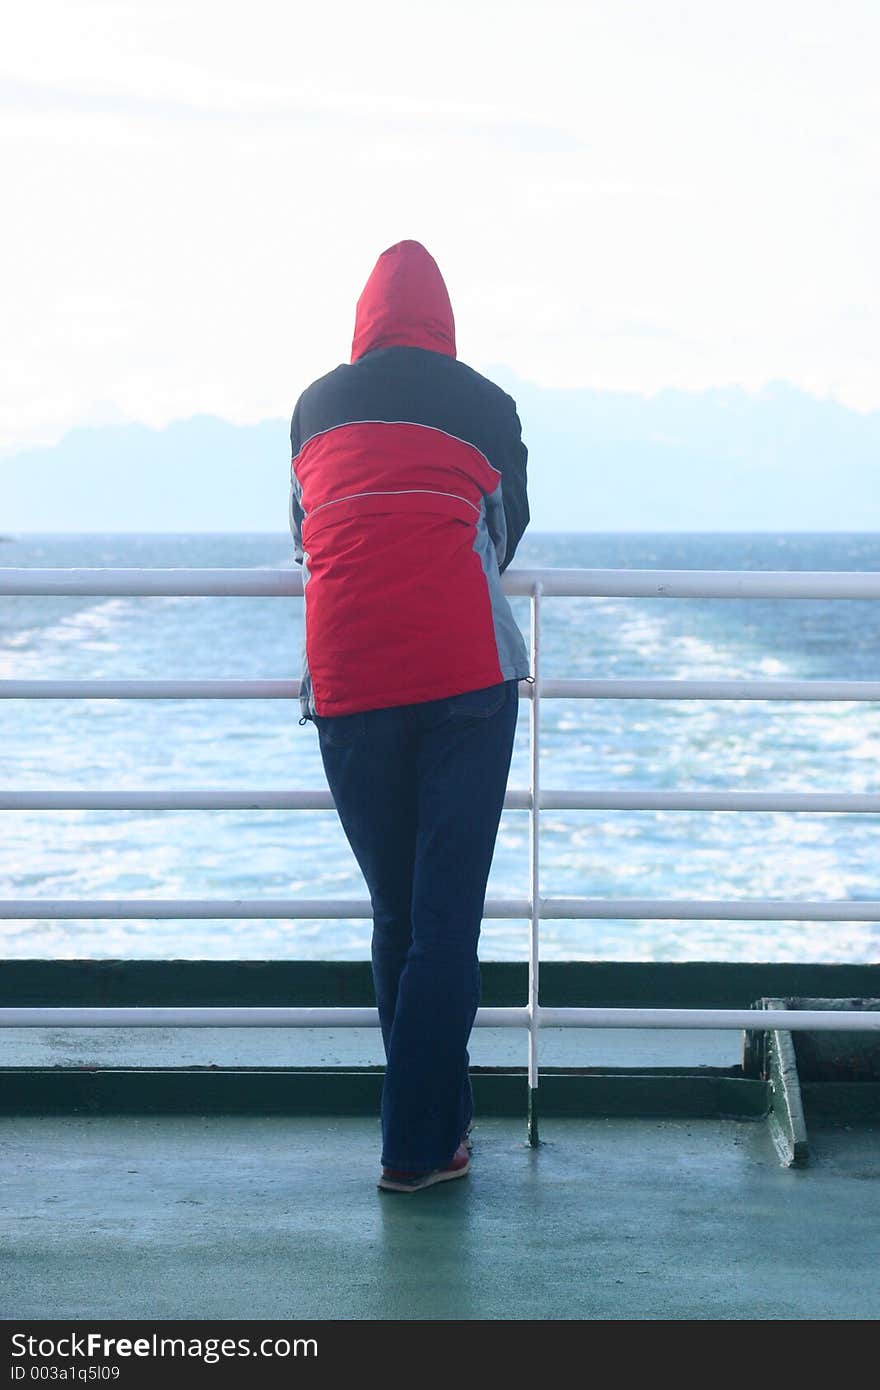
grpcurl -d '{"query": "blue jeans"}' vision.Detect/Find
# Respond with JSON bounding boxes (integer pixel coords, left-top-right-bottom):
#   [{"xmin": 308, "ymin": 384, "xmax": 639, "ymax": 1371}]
[{"xmin": 313, "ymin": 678, "xmax": 520, "ymax": 1170}]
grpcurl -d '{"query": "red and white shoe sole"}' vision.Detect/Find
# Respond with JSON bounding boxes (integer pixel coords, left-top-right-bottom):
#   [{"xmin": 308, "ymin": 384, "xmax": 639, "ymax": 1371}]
[{"xmin": 378, "ymin": 1157, "xmax": 470, "ymax": 1193}]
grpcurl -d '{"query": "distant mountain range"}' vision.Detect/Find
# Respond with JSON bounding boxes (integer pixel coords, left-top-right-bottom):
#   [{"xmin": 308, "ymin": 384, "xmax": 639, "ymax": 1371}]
[{"xmin": 2, "ymin": 376, "xmax": 879, "ymax": 531}]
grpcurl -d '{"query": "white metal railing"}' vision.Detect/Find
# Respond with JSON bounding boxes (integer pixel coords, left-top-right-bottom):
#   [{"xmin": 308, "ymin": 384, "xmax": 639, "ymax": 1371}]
[{"xmin": 2, "ymin": 566, "xmax": 880, "ymax": 1066}]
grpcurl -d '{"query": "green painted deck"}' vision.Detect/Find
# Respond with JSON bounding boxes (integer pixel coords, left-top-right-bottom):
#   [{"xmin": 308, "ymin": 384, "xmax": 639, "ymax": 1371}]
[
  {"xmin": 2, "ymin": 1112, "xmax": 878, "ymax": 1320},
  {"xmin": 3, "ymin": 961, "xmax": 878, "ymax": 1319}
]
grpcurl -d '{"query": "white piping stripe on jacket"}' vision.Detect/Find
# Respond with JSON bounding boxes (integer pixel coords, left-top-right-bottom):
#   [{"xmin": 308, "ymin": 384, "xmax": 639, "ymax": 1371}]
[
  {"xmin": 291, "ymin": 419, "xmax": 501, "ymax": 477},
  {"xmin": 306, "ymin": 487, "xmax": 481, "ymax": 518}
]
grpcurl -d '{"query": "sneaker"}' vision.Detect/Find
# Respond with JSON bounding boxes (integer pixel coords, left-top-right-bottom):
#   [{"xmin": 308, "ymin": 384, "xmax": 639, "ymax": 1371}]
[{"xmin": 378, "ymin": 1142, "xmax": 470, "ymax": 1193}]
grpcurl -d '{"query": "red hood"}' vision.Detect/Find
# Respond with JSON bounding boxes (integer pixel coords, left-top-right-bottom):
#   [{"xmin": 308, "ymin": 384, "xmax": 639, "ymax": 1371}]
[{"xmin": 351, "ymin": 240, "xmax": 456, "ymax": 363}]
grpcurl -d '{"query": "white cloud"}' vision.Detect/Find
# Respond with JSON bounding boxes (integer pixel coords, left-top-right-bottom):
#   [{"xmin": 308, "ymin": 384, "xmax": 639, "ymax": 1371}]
[{"xmin": 1, "ymin": 0, "xmax": 879, "ymax": 451}]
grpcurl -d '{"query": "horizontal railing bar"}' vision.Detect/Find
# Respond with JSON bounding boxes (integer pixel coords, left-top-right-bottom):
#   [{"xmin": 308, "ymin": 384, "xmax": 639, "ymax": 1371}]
[
  {"xmin": 541, "ymin": 897, "xmax": 880, "ymax": 921},
  {"xmin": 5, "ymin": 677, "xmax": 880, "ymax": 701},
  {"xmin": 0, "ymin": 679, "xmax": 299, "ymax": 699},
  {"xmin": 4, "ymin": 566, "xmax": 880, "ymax": 599},
  {"xmin": 1, "ymin": 790, "xmax": 341, "ymax": 811},
  {"xmin": 496, "ymin": 570, "xmax": 880, "ymax": 600},
  {"xmin": 0, "ymin": 897, "xmax": 526, "ymax": 919},
  {"xmin": 1, "ymin": 897, "xmax": 879, "ymax": 921},
  {"xmin": 543, "ymin": 678, "xmax": 880, "ymax": 701},
  {"xmin": 3, "ymin": 788, "xmax": 880, "ymax": 813},
  {"xmin": 0, "ymin": 789, "xmax": 528, "ymax": 811},
  {"xmin": 0, "ymin": 569, "xmax": 302, "ymax": 598},
  {"xmin": 539, "ymin": 789, "xmax": 880, "ymax": 813},
  {"xmin": 0, "ymin": 1006, "xmax": 527, "ymax": 1028},
  {"xmin": 537, "ymin": 1007, "xmax": 880, "ymax": 1031},
  {"xmin": 0, "ymin": 1005, "xmax": 876, "ymax": 1031}
]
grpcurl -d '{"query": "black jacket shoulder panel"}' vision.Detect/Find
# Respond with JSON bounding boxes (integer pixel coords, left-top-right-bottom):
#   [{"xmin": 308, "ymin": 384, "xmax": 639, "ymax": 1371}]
[
  {"xmin": 293, "ymin": 350, "xmax": 507, "ymax": 466},
  {"xmin": 290, "ymin": 347, "xmax": 530, "ymax": 569}
]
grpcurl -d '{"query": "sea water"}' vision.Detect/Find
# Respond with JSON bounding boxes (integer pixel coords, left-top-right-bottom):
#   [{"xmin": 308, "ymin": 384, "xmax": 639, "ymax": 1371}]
[{"xmin": 2, "ymin": 530, "xmax": 879, "ymax": 963}]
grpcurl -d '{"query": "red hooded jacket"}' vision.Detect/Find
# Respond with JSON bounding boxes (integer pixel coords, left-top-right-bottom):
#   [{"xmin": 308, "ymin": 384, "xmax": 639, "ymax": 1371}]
[{"xmin": 289, "ymin": 240, "xmax": 530, "ymax": 719}]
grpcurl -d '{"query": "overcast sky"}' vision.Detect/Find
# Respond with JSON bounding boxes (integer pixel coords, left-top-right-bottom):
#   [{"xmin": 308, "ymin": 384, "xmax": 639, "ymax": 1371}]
[{"xmin": 2, "ymin": 0, "xmax": 878, "ymax": 455}]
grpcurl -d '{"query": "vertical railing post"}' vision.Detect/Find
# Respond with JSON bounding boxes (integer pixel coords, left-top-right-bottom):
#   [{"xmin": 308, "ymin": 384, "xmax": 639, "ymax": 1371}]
[{"xmin": 527, "ymin": 580, "xmax": 542, "ymax": 1145}]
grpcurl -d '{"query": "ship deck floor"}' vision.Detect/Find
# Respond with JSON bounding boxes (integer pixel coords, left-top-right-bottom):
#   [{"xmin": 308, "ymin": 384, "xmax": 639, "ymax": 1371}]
[{"xmin": 3, "ymin": 1108, "xmax": 878, "ymax": 1321}]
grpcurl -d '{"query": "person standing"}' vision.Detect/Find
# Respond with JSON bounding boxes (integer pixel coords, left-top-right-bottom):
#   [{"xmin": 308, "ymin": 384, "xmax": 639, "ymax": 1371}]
[{"xmin": 289, "ymin": 240, "xmax": 530, "ymax": 1191}]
